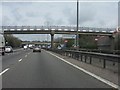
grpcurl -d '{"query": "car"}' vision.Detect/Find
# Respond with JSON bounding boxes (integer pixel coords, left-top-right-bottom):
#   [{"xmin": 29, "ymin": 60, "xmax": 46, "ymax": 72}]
[
  {"xmin": 5, "ymin": 46, "xmax": 13, "ymax": 53},
  {"xmin": 28, "ymin": 44, "xmax": 33, "ymax": 49},
  {"xmin": 33, "ymin": 46, "xmax": 41, "ymax": 52},
  {"xmin": 23, "ymin": 45, "xmax": 28, "ymax": 50},
  {"xmin": 0, "ymin": 34, "xmax": 5, "ymax": 55}
]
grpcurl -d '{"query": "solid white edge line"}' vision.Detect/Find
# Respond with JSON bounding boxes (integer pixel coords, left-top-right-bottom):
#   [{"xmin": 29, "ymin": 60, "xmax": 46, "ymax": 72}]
[
  {"xmin": 18, "ymin": 59, "xmax": 22, "ymax": 62},
  {"xmin": 0, "ymin": 68, "xmax": 10, "ymax": 76},
  {"xmin": 45, "ymin": 50, "xmax": 119, "ymax": 89}
]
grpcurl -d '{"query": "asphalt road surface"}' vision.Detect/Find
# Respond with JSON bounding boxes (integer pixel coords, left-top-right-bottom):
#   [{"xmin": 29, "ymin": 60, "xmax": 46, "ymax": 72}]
[{"xmin": 2, "ymin": 49, "xmax": 114, "ymax": 88}]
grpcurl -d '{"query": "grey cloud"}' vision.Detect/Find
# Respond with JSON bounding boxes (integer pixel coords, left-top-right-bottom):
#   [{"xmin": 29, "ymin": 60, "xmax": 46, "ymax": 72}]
[
  {"xmin": 26, "ymin": 12, "xmax": 40, "ymax": 17},
  {"xmin": 2, "ymin": 2, "xmax": 32, "ymax": 7},
  {"xmin": 63, "ymin": 7, "xmax": 77, "ymax": 25},
  {"xmin": 2, "ymin": 16, "xmax": 11, "ymax": 25},
  {"xmin": 80, "ymin": 2, "xmax": 117, "ymax": 28},
  {"xmin": 118, "ymin": 1, "xmax": 120, "ymax": 27},
  {"xmin": 44, "ymin": 13, "xmax": 55, "ymax": 25},
  {"xmin": 11, "ymin": 8, "xmax": 23, "ymax": 21},
  {"xmin": 80, "ymin": 10, "xmax": 95, "ymax": 25},
  {"xmin": 98, "ymin": 20, "xmax": 106, "ymax": 27},
  {"xmin": 80, "ymin": 3, "xmax": 97, "ymax": 26},
  {"xmin": 55, "ymin": 19, "xmax": 64, "ymax": 25}
]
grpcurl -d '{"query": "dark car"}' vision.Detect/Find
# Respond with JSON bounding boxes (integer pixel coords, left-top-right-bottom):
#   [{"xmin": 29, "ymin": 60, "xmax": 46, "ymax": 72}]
[{"xmin": 33, "ymin": 46, "xmax": 41, "ymax": 52}]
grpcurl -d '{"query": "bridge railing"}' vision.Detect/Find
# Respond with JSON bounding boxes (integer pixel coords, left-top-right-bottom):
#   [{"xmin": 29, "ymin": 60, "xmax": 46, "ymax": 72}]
[
  {"xmin": 2, "ymin": 26, "xmax": 115, "ymax": 33},
  {"xmin": 46, "ymin": 49, "xmax": 119, "ymax": 72}
]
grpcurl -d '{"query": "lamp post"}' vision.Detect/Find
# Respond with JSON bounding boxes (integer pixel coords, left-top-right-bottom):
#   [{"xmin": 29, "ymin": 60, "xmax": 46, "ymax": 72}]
[
  {"xmin": 44, "ymin": 21, "xmax": 50, "ymax": 42},
  {"xmin": 76, "ymin": 0, "xmax": 79, "ymax": 51}
]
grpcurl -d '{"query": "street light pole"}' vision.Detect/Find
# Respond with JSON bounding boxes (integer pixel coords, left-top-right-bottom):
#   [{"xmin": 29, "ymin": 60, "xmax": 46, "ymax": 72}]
[{"xmin": 76, "ymin": 0, "xmax": 79, "ymax": 51}]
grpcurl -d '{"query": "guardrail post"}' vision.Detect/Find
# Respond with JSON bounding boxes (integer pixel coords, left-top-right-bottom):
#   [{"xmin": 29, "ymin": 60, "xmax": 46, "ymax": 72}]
[
  {"xmin": 72, "ymin": 52, "xmax": 74, "ymax": 58},
  {"xmin": 81, "ymin": 55, "xmax": 83, "ymax": 61},
  {"xmin": 65, "ymin": 52, "xmax": 66, "ymax": 56},
  {"xmin": 70, "ymin": 52, "xmax": 72, "ymax": 57},
  {"xmin": 85, "ymin": 55, "xmax": 87, "ymax": 63},
  {"xmin": 76, "ymin": 52, "xmax": 79, "ymax": 60},
  {"xmin": 89, "ymin": 56, "xmax": 92, "ymax": 64},
  {"xmin": 113, "ymin": 62, "xmax": 115, "ymax": 66},
  {"xmin": 103, "ymin": 59, "xmax": 106, "ymax": 68}
]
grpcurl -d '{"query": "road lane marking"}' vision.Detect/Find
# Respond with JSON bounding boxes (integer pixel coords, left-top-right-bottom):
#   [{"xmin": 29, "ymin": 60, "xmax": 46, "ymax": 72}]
[
  {"xmin": 45, "ymin": 50, "xmax": 118, "ymax": 89},
  {"xmin": 18, "ymin": 59, "xmax": 22, "ymax": 62},
  {"xmin": 0, "ymin": 68, "xmax": 10, "ymax": 76},
  {"xmin": 25, "ymin": 55, "xmax": 27, "ymax": 57},
  {"xmin": 28, "ymin": 52, "xmax": 31, "ymax": 55}
]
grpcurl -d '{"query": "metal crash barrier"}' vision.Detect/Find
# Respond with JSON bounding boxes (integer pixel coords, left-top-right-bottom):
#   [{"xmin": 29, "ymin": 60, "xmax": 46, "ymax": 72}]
[{"xmin": 47, "ymin": 49, "xmax": 119, "ymax": 70}]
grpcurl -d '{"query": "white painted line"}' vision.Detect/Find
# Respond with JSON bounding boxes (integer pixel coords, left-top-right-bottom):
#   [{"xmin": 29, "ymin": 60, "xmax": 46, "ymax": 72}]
[
  {"xmin": 25, "ymin": 55, "xmax": 27, "ymax": 57},
  {"xmin": 58, "ymin": 29, "xmax": 62, "ymax": 30},
  {"xmin": 89, "ymin": 30, "xmax": 93, "ymax": 32},
  {"xmin": 30, "ymin": 29, "xmax": 34, "ymax": 30},
  {"xmin": 51, "ymin": 29, "xmax": 55, "ymax": 30},
  {"xmin": 17, "ymin": 29, "xmax": 21, "ymax": 30},
  {"xmin": 102, "ymin": 31, "xmax": 107, "ymax": 32},
  {"xmin": 0, "ymin": 68, "xmax": 10, "ymax": 76},
  {"xmin": 64, "ymin": 29, "xmax": 68, "ymax": 31},
  {"xmin": 110, "ymin": 31, "xmax": 114, "ymax": 33},
  {"xmin": 28, "ymin": 52, "xmax": 31, "ymax": 55},
  {"xmin": 71, "ymin": 29, "xmax": 74, "ymax": 31},
  {"xmin": 82, "ymin": 30, "xmax": 87, "ymax": 32},
  {"xmin": 45, "ymin": 50, "xmax": 118, "ymax": 89},
  {"xmin": 10, "ymin": 29, "xmax": 15, "ymax": 31},
  {"xmin": 36, "ymin": 29, "xmax": 41, "ymax": 30},
  {"xmin": 18, "ymin": 59, "xmax": 22, "ymax": 62},
  {"xmin": 4, "ymin": 29, "xmax": 8, "ymax": 31},
  {"xmin": 23, "ymin": 29, "xmax": 27, "ymax": 30},
  {"xmin": 95, "ymin": 30, "xmax": 100, "ymax": 32},
  {"xmin": 45, "ymin": 29, "xmax": 49, "ymax": 30}
]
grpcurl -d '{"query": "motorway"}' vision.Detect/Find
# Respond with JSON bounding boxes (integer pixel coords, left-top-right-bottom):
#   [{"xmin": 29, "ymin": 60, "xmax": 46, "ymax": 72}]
[{"xmin": 1, "ymin": 49, "xmax": 115, "ymax": 88}]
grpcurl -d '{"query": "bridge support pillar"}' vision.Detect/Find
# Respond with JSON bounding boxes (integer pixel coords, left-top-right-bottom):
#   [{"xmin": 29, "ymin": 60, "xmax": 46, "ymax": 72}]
[{"xmin": 51, "ymin": 34, "xmax": 54, "ymax": 49}]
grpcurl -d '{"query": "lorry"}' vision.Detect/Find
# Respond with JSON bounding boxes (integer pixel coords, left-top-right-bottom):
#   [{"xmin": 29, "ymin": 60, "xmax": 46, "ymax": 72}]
[{"xmin": 0, "ymin": 34, "xmax": 5, "ymax": 55}]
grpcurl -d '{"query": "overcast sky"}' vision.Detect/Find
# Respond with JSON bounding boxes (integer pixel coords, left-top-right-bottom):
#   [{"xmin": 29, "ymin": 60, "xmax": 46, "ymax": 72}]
[{"xmin": 0, "ymin": 0, "xmax": 119, "ymax": 41}]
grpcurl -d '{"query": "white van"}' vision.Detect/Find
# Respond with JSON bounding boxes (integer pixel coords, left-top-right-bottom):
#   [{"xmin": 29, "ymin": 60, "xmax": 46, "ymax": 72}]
[{"xmin": 0, "ymin": 34, "xmax": 5, "ymax": 55}]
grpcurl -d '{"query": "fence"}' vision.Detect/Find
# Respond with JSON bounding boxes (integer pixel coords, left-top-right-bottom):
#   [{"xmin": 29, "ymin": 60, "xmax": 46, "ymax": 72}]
[{"xmin": 47, "ymin": 49, "xmax": 119, "ymax": 72}]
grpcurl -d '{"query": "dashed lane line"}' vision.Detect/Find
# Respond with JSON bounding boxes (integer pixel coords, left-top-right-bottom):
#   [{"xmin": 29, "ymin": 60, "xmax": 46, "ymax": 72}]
[
  {"xmin": 28, "ymin": 52, "xmax": 31, "ymax": 55},
  {"xmin": 45, "ymin": 50, "xmax": 119, "ymax": 89},
  {"xmin": 25, "ymin": 55, "xmax": 27, "ymax": 58},
  {"xmin": 18, "ymin": 59, "xmax": 22, "ymax": 62},
  {"xmin": 0, "ymin": 68, "xmax": 10, "ymax": 76}
]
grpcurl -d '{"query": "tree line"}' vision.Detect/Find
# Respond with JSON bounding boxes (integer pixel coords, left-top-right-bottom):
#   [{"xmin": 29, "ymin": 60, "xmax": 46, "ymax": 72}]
[{"xmin": 4, "ymin": 34, "xmax": 22, "ymax": 48}]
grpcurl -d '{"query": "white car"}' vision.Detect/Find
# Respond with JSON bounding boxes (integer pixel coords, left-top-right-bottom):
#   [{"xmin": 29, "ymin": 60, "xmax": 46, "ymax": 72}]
[
  {"xmin": 5, "ymin": 46, "xmax": 13, "ymax": 53},
  {"xmin": 23, "ymin": 45, "xmax": 28, "ymax": 50}
]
